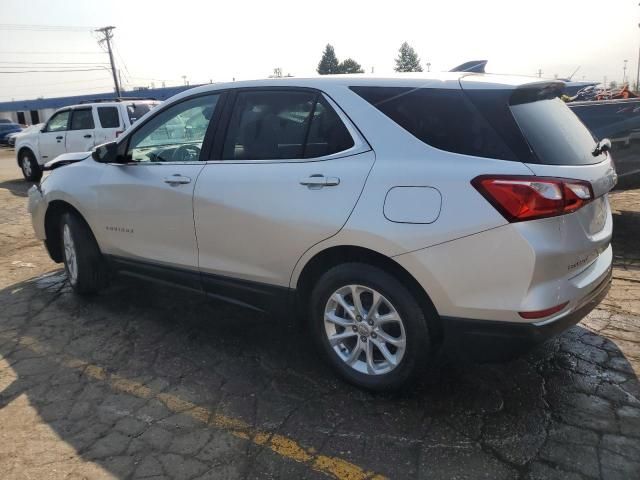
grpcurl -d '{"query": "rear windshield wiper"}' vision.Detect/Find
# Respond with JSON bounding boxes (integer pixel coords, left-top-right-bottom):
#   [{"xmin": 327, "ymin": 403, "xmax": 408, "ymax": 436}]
[{"xmin": 592, "ymin": 138, "xmax": 611, "ymax": 157}]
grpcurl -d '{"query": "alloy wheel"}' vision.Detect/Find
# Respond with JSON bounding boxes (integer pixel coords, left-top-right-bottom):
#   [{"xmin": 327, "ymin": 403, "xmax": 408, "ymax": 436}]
[
  {"xmin": 62, "ymin": 224, "xmax": 78, "ymax": 284},
  {"xmin": 22, "ymin": 157, "xmax": 32, "ymax": 177},
  {"xmin": 324, "ymin": 284, "xmax": 406, "ymax": 375}
]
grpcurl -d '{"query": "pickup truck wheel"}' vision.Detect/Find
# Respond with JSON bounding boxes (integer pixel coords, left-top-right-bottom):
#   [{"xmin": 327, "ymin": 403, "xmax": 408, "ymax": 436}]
[
  {"xmin": 20, "ymin": 150, "xmax": 42, "ymax": 182},
  {"xmin": 309, "ymin": 263, "xmax": 430, "ymax": 391},
  {"xmin": 60, "ymin": 212, "xmax": 108, "ymax": 295}
]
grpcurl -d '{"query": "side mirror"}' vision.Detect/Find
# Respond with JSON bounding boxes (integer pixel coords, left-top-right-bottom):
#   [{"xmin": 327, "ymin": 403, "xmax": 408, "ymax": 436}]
[{"xmin": 92, "ymin": 141, "xmax": 123, "ymax": 163}]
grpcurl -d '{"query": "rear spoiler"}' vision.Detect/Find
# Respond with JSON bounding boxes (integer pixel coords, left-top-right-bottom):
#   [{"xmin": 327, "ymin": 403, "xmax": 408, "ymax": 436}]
[{"xmin": 450, "ymin": 60, "xmax": 488, "ymax": 73}]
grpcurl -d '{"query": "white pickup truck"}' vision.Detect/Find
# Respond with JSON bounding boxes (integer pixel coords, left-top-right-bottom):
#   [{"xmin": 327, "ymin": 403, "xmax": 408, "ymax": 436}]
[{"xmin": 16, "ymin": 99, "xmax": 159, "ymax": 181}]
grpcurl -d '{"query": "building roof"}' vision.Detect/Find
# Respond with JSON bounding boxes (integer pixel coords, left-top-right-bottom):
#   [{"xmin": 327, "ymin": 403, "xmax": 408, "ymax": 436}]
[{"xmin": 0, "ymin": 85, "xmax": 202, "ymax": 112}]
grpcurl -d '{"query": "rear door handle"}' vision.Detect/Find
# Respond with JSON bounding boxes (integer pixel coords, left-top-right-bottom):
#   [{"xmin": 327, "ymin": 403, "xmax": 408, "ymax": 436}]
[
  {"xmin": 163, "ymin": 174, "xmax": 191, "ymax": 186},
  {"xmin": 300, "ymin": 174, "xmax": 340, "ymax": 189}
]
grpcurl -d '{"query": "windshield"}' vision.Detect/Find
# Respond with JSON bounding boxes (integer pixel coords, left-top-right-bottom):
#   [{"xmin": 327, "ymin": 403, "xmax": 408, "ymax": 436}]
[{"xmin": 510, "ymin": 96, "xmax": 605, "ymax": 165}]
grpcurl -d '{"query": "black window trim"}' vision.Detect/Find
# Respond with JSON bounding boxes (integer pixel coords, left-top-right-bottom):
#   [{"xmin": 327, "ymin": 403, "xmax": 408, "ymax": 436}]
[
  {"xmin": 209, "ymin": 86, "xmax": 370, "ymax": 164},
  {"xmin": 68, "ymin": 107, "xmax": 95, "ymax": 131}
]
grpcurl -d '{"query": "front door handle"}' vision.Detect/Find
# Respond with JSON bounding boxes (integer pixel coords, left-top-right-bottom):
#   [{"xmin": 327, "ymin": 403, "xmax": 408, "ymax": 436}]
[
  {"xmin": 83, "ymin": 134, "xmax": 92, "ymax": 139},
  {"xmin": 163, "ymin": 174, "xmax": 191, "ymax": 186},
  {"xmin": 300, "ymin": 174, "xmax": 340, "ymax": 189}
]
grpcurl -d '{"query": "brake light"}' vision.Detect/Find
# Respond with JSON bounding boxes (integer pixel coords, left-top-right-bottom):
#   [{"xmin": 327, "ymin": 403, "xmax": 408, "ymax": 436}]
[
  {"xmin": 519, "ymin": 301, "xmax": 569, "ymax": 319},
  {"xmin": 471, "ymin": 175, "xmax": 594, "ymax": 222}
]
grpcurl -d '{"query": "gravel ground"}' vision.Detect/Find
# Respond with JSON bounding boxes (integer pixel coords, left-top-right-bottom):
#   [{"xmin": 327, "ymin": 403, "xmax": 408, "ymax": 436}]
[{"xmin": 0, "ymin": 147, "xmax": 638, "ymax": 480}]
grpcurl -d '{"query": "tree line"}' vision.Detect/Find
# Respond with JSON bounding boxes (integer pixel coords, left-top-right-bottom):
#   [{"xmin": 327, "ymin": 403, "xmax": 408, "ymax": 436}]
[{"xmin": 317, "ymin": 42, "xmax": 423, "ymax": 75}]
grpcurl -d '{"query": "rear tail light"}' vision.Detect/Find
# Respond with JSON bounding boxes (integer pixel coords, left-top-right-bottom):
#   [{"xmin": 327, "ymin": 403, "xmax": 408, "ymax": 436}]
[
  {"xmin": 519, "ymin": 301, "xmax": 569, "ymax": 319},
  {"xmin": 115, "ymin": 130, "xmax": 124, "ymax": 137},
  {"xmin": 471, "ymin": 175, "xmax": 594, "ymax": 222}
]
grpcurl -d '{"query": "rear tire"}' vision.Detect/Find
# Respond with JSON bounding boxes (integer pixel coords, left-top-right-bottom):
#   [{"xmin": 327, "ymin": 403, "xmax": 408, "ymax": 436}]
[
  {"xmin": 19, "ymin": 149, "xmax": 42, "ymax": 182},
  {"xmin": 309, "ymin": 263, "xmax": 431, "ymax": 391},
  {"xmin": 60, "ymin": 212, "xmax": 108, "ymax": 295}
]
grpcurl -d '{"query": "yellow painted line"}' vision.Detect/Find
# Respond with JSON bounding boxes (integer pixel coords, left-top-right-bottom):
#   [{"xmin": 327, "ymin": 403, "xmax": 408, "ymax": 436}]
[{"xmin": 2, "ymin": 334, "xmax": 387, "ymax": 480}]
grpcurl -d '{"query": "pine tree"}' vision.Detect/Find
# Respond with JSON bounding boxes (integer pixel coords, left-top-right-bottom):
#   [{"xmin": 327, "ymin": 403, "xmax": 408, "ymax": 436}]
[
  {"xmin": 338, "ymin": 58, "xmax": 364, "ymax": 74},
  {"xmin": 394, "ymin": 42, "xmax": 423, "ymax": 72},
  {"xmin": 317, "ymin": 44, "xmax": 340, "ymax": 75}
]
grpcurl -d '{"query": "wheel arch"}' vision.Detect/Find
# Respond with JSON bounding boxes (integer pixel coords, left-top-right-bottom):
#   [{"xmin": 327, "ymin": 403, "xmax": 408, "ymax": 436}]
[
  {"xmin": 295, "ymin": 245, "xmax": 443, "ymax": 344},
  {"xmin": 44, "ymin": 200, "xmax": 92, "ymax": 263}
]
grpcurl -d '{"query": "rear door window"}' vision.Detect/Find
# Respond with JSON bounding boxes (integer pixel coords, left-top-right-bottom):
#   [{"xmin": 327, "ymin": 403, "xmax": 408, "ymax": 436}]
[
  {"xmin": 70, "ymin": 109, "xmax": 95, "ymax": 130},
  {"xmin": 98, "ymin": 106, "xmax": 121, "ymax": 128},
  {"xmin": 222, "ymin": 90, "xmax": 354, "ymax": 160},
  {"xmin": 350, "ymin": 86, "xmax": 515, "ymax": 160},
  {"xmin": 305, "ymin": 96, "xmax": 354, "ymax": 158}
]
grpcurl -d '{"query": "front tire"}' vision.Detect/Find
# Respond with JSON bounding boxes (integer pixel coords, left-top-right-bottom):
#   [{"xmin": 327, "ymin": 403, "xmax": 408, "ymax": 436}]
[
  {"xmin": 60, "ymin": 212, "xmax": 108, "ymax": 295},
  {"xmin": 309, "ymin": 263, "xmax": 431, "ymax": 391},
  {"xmin": 19, "ymin": 150, "xmax": 42, "ymax": 182}
]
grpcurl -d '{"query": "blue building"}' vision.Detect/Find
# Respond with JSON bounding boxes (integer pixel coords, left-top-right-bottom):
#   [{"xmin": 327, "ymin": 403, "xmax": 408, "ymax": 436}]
[{"xmin": 0, "ymin": 85, "xmax": 201, "ymax": 125}]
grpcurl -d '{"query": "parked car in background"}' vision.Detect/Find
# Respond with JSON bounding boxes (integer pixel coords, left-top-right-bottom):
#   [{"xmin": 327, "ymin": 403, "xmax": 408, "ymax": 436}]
[
  {"xmin": 0, "ymin": 122, "xmax": 22, "ymax": 145},
  {"xmin": 7, "ymin": 123, "xmax": 43, "ymax": 148},
  {"xmin": 28, "ymin": 75, "xmax": 615, "ymax": 390},
  {"xmin": 16, "ymin": 98, "xmax": 159, "ymax": 181},
  {"xmin": 0, "ymin": 118, "xmax": 13, "ymax": 124}
]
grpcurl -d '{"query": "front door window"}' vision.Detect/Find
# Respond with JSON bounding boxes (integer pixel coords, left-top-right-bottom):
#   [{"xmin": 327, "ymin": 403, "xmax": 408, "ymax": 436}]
[{"xmin": 126, "ymin": 94, "xmax": 220, "ymax": 163}]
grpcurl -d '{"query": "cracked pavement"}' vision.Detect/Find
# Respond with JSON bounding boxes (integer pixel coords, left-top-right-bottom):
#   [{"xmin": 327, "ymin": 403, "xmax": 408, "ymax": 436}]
[{"xmin": 0, "ymin": 148, "xmax": 639, "ymax": 479}]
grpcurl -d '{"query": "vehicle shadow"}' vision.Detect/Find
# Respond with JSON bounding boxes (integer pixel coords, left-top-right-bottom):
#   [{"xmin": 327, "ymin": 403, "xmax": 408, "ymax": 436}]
[
  {"xmin": 1, "ymin": 271, "xmax": 638, "ymax": 479},
  {"xmin": 0, "ymin": 177, "xmax": 33, "ymax": 198}
]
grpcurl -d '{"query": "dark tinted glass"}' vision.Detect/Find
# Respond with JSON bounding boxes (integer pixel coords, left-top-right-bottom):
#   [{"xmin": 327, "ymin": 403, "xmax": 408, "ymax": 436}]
[
  {"xmin": 98, "ymin": 107, "xmax": 120, "ymax": 128},
  {"xmin": 510, "ymin": 97, "xmax": 604, "ymax": 165},
  {"xmin": 350, "ymin": 86, "xmax": 515, "ymax": 160},
  {"xmin": 223, "ymin": 91, "xmax": 316, "ymax": 160},
  {"xmin": 70, "ymin": 109, "xmax": 95, "ymax": 130},
  {"xmin": 127, "ymin": 102, "xmax": 156, "ymax": 123},
  {"xmin": 304, "ymin": 96, "xmax": 354, "ymax": 158}
]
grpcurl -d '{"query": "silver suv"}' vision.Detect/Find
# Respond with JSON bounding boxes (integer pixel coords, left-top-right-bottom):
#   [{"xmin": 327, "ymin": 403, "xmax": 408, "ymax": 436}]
[{"xmin": 28, "ymin": 75, "xmax": 615, "ymax": 390}]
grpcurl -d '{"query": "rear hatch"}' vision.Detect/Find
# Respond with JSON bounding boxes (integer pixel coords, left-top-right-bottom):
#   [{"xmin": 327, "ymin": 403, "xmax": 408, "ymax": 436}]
[{"xmin": 461, "ymin": 78, "xmax": 616, "ymax": 278}]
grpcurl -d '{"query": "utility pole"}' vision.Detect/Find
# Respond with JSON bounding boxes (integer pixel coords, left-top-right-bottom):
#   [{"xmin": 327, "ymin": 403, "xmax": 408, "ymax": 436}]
[
  {"xmin": 623, "ymin": 59, "xmax": 628, "ymax": 84},
  {"xmin": 537, "ymin": 69, "xmax": 543, "ymax": 78},
  {"xmin": 95, "ymin": 26, "xmax": 121, "ymax": 97}
]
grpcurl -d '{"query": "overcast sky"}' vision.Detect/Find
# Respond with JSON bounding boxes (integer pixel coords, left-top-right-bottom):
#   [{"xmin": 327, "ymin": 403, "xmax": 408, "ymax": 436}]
[{"xmin": 1, "ymin": 0, "xmax": 639, "ymax": 101}]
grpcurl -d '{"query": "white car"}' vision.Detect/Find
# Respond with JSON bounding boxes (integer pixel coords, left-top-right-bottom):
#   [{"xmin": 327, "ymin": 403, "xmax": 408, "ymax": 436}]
[
  {"xmin": 28, "ymin": 75, "xmax": 615, "ymax": 390},
  {"xmin": 16, "ymin": 99, "xmax": 159, "ymax": 181}
]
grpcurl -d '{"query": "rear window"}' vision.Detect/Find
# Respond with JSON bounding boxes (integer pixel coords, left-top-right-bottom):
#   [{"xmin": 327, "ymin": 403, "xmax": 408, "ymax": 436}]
[
  {"xmin": 510, "ymin": 96, "xmax": 604, "ymax": 165},
  {"xmin": 350, "ymin": 86, "xmax": 515, "ymax": 160},
  {"xmin": 98, "ymin": 106, "xmax": 120, "ymax": 128},
  {"xmin": 127, "ymin": 102, "xmax": 156, "ymax": 123}
]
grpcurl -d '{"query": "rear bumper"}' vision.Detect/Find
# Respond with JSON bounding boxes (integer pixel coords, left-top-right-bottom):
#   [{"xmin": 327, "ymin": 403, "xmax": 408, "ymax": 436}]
[{"xmin": 440, "ymin": 267, "xmax": 612, "ymax": 362}]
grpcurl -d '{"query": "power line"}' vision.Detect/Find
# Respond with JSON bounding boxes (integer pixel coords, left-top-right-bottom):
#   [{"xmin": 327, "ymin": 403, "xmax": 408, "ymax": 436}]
[
  {"xmin": 0, "ymin": 24, "xmax": 94, "ymax": 32},
  {"xmin": 0, "ymin": 68, "xmax": 108, "ymax": 73},
  {"xmin": 0, "ymin": 61, "xmax": 110, "ymax": 65},
  {"xmin": 0, "ymin": 51, "xmax": 105, "ymax": 55}
]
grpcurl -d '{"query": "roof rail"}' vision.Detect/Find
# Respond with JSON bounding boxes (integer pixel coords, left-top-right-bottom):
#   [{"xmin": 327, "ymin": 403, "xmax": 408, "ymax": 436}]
[{"xmin": 78, "ymin": 97, "xmax": 158, "ymax": 104}]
